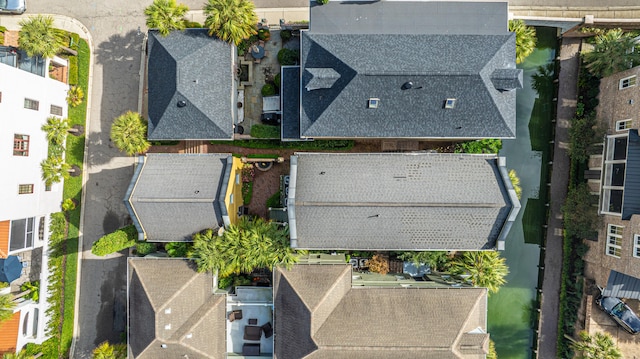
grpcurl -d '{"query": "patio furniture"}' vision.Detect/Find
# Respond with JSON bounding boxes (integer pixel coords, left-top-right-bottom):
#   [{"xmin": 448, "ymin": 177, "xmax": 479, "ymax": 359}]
[
  {"xmin": 242, "ymin": 343, "xmax": 260, "ymax": 356},
  {"xmin": 261, "ymin": 322, "xmax": 273, "ymax": 338},
  {"xmin": 251, "ymin": 45, "xmax": 265, "ymax": 59},
  {"xmin": 254, "ymin": 58, "xmax": 261, "ymax": 64},
  {"xmin": 258, "ymin": 40, "xmax": 265, "ymax": 47},
  {"xmin": 248, "ymin": 318, "xmax": 258, "ymax": 325},
  {"xmin": 244, "ymin": 325, "xmax": 262, "ymax": 341},
  {"xmin": 228, "ymin": 310, "xmax": 243, "ymax": 322}
]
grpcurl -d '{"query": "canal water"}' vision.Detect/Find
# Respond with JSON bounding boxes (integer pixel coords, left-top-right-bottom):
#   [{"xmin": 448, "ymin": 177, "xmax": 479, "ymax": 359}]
[{"xmin": 488, "ymin": 27, "xmax": 558, "ymax": 359}]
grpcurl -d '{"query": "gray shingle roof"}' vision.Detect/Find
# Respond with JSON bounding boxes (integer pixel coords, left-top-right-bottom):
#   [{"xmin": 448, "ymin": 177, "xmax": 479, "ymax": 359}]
[
  {"xmin": 128, "ymin": 258, "xmax": 226, "ymax": 359},
  {"xmin": 147, "ymin": 29, "xmax": 235, "ymax": 140},
  {"xmin": 125, "ymin": 153, "xmax": 230, "ymax": 241},
  {"xmin": 288, "ymin": 153, "xmax": 519, "ymax": 250},
  {"xmin": 273, "ymin": 264, "xmax": 489, "ymax": 359},
  {"xmin": 622, "ymin": 129, "xmax": 640, "ymax": 219},
  {"xmin": 297, "ymin": 1, "xmax": 520, "ymax": 139},
  {"xmin": 603, "ymin": 270, "xmax": 640, "ymax": 300}
]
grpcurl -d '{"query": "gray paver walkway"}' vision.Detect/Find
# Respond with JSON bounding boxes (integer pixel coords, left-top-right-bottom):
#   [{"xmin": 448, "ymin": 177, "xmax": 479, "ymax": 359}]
[{"xmin": 537, "ymin": 36, "xmax": 581, "ymax": 359}]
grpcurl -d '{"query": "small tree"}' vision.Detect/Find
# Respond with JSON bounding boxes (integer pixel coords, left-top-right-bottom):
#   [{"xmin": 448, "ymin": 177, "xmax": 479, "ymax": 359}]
[
  {"xmin": 110, "ymin": 111, "xmax": 150, "ymax": 156},
  {"xmin": 508, "ymin": 169, "xmax": 522, "ymax": 200},
  {"xmin": 18, "ymin": 15, "xmax": 65, "ymax": 58},
  {"xmin": 367, "ymin": 254, "xmax": 389, "ymax": 275},
  {"xmin": 563, "ymin": 183, "xmax": 600, "ymax": 239},
  {"xmin": 41, "ymin": 116, "xmax": 71, "ymax": 147},
  {"xmin": 449, "ymin": 251, "xmax": 509, "ymax": 294},
  {"xmin": 144, "ymin": 0, "xmax": 189, "ymax": 37},
  {"xmin": 0, "ymin": 293, "xmax": 16, "ymax": 325},
  {"xmin": 91, "ymin": 225, "xmax": 138, "ymax": 256},
  {"xmin": 583, "ymin": 28, "xmax": 640, "ymax": 78},
  {"xmin": 204, "ymin": 0, "xmax": 258, "ymax": 45},
  {"xmin": 568, "ymin": 331, "xmax": 622, "ymax": 359},
  {"xmin": 509, "ymin": 19, "xmax": 537, "ymax": 64},
  {"xmin": 61, "ymin": 198, "xmax": 77, "ymax": 212},
  {"xmin": 67, "ymin": 85, "xmax": 84, "ymax": 107},
  {"xmin": 92, "ymin": 341, "xmax": 126, "ymax": 359},
  {"xmin": 40, "ymin": 156, "xmax": 71, "ymax": 186}
]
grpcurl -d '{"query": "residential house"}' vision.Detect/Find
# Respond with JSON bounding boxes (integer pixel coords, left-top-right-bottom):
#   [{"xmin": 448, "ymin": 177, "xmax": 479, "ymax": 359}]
[
  {"xmin": 127, "ymin": 258, "xmax": 490, "ymax": 358},
  {"xmin": 146, "ymin": 29, "xmax": 237, "ymax": 141},
  {"xmin": 585, "ymin": 66, "xmax": 640, "ymax": 292},
  {"xmin": 273, "ymin": 264, "xmax": 490, "ymax": 358},
  {"xmin": 0, "ymin": 53, "xmax": 68, "ymax": 354},
  {"xmin": 124, "ymin": 153, "xmax": 244, "ymax": 242},
  {"xmin": 281, "ymin": 0, "xmax": 521, "ymax": 140},
  {"xmin": 287, "ymin": 152, "xmax": 520, "ymax": 251}
]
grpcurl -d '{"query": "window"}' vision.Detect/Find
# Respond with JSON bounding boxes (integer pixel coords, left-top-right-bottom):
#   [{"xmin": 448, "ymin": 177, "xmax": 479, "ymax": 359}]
[
  {"xmin": 619, "ymin": 75, "xmax": 637, "ymax": 89},
  {"xmin": 616, "ymin": 119, "xmax": 633, "ymax": 131},
  {"xmin": 18, "ymin": 184, "xmax": 34, "ymax": 194},
  {"xmin": 38, "ymin": 217, "xmax": 45, "ymax": 241},
  {"xmin": 606, "ymin": 224, "xmax": 624, "ymax": 258},
  {"xmin": 634, "ymin": 234, "xmax": 640, "ymax": 258},
  {"xmin": 230, "ymin": 193, "xmax": 234, "ymax": 204},
  {"xmin": 23, "ymin": 313, "xmax": 29, "ymax": 336},
  {"xmin": 24, "ymin": 98, "xmax": 39, "ymax": 110},
  {"xmin": 10, "ymin": 217, "xmax": 35, "ymax": 252},
  {"xmin": 13, "ymin": 134, "xmax": 29, "ymax": 156},
  {"xmin": 236, "ymin": 174, "xmax": 240, "ymax": 185},
  {"xmin": 50, "ymin": 105, "xmax": 63, "ymax": 116},
  {"xmin": 45, "ymin": 183, "xmax": 51, "ymax": 192}
]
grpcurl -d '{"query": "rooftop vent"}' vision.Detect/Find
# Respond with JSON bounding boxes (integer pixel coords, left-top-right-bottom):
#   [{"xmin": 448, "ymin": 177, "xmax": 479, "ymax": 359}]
[
  {"xmin": 164, "ymin": 308, "xmax": 171, "ymax": 314},
  {"xmin": 402, "ymin": 81, "xmax": 413, "ymax": 90},
  {"xmin": 164, "ymin": 324, "xmax": 171, "ymax": 330},
  {"xmin": 177, "ymin": 100, "xmax": 187, "ymax": 108},
  {"xmin": 368, "ymin": 98, "xmax": 380, "ymax": 109},
  {"xmin": 161, "ymin": 344, "xmax": 168, "ymax": 349},
  {"xmin": 444, "ymin": 98, "xmax": 456, "ymax": 109}
]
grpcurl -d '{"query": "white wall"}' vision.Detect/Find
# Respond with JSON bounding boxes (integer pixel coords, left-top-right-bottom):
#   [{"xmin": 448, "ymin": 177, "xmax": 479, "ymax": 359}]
[{"xmin": 0, "ymin": 62, "xmax": 67, "ymax": 221}]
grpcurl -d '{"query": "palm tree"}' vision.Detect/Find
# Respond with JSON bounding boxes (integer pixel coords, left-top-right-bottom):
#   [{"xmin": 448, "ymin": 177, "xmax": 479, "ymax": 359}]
[
  {"xmin": 568, "ymin": 331, "xmax": 622, "ymax": 359},
  {"xmin": 0, "ymin": 293, "xmax": 16, "ymax": 325},
  {"xmin": 203, "ymin": 0, "xmax": 258, "ymax": 45},
  {"xmin": 509, "ymin": 19, "xmax": 537, "ymax": 64},
  {"xmin": 40, "ymin": 156, "xmax": 71, "ymax": 186},
  {"xmin": 144, "ymin": 0, "xmax": 189, "ymax": 37},
  {"xmin": 110, "ymin": 111, "xmax": 150, "ymax": 156},
  {"xmin": 67, "ymin": 85, "xmax": 84, "ymax": 107},
  {"xmin": 449, "ymin": 251, "xmax": 509, "ymax": 294},
  {"xmin": 18, "ymin": 15, "xmax": 66, "ymax": 58},
  {"xmin": 583, "ymin": 28, "xmax": 640, "ymax": 78},
  {"xmin": 92, "ymin": 341, "xmax": 126, "ymax": 359},
  {"xmin": 509, "ymin": 169, "xmax": 522, "ymax": 200},
  {"xmin": 41, "ymin": 116, "xmax": 71, "ymax": 146},
  {"xmin": 191, "ymin": 228, "xmax": 225, "ymax": 273},
  {"xmin": 2, "ymin": 351, "xmax": 34, "ymax": 359}
]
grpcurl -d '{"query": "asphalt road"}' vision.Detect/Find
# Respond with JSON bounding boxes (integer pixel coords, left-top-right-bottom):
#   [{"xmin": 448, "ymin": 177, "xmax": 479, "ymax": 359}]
[{"xmin": 20, "ymin": 0, "xmax": 640, "ymax": 357}]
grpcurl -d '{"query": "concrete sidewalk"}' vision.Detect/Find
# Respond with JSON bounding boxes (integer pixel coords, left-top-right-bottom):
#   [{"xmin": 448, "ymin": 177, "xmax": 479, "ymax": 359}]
[{"xmin": 536, "ymin": 37, "xmax": 581, "ymax": 359}]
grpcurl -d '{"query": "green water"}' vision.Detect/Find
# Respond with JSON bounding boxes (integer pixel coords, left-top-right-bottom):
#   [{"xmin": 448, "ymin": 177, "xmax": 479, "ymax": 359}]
[{"xmin": 488, "ymin": 27, "xmax": 558, "ymax": 359}]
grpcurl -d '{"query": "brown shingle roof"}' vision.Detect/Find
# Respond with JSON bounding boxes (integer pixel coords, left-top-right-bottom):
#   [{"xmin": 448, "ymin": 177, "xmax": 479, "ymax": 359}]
[
  {"xmin": 128, "ymin": 258, "xmax": 226, "ymax": 359},
  {"xmin": 274, "ymin": 264, "xmax": 488, "ymax": 359}
]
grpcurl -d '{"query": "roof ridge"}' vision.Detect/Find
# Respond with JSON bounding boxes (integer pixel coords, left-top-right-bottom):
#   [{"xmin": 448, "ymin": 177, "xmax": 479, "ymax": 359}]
[
  {"xmin": 169, "ymin": 295, "xmax": 225, "ymax": 355},
  {"xmin": 310, "ymin": 265, "xmax": 352, "ymax": 337},
  {"xmin": 154, "ymin": 266, "xmax": 205, "ymax": 311},
  {"xmin": 450, "ymin": 289, "xmax": 488, "ymax": 356}
]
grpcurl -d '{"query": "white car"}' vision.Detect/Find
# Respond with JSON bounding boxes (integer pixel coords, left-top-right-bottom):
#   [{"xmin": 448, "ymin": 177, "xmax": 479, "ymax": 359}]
[{"xmin": 0, "ymin": 0, "xmax": 26, "ymax": 14}]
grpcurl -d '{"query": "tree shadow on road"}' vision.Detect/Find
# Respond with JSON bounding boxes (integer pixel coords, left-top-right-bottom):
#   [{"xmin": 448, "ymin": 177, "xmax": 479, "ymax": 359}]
[{"xmin": 90, "ymin": 30, "xmax": 144, "ymax": 166}]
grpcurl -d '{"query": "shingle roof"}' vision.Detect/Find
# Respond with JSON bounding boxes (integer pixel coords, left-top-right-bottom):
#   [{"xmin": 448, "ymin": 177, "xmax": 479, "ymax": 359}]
[
  {"xmin": 298, "ymin": 1, "xmax": 519, "ymax": 139},
  {"xmin": 125, "ymin": 153, "xmax": 230, "ymax": 241},
  {"xmin": 128, "ymin": 258, "xmax": 226, "ymax": 359},
  {"xmin": 622, "ymin": 129, "xmax": 640, "ymax": 219},
  {"xmin": 273, "ymin": 264, "xmax": 489, "ymax": 359},
  {"xmin": 603, "ymin": 270, "xmax": 640, "ymax": 300},
  {"xmin": 288, "ymin": 152, "xmax": 519, "ymax": 250},
  {"xmin": 147, "ymin": 29, "xmax": 235, "ymax": 140}
]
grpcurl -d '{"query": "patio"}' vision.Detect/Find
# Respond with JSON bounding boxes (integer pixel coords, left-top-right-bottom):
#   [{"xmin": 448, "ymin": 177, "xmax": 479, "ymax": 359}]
[
  {"xmin": 226, "ymin": 287, "xmax": 273, "ymax": 357},
  {"xmin": 8, "ymin": 248, "xmax": 43, "ymax": 293}
]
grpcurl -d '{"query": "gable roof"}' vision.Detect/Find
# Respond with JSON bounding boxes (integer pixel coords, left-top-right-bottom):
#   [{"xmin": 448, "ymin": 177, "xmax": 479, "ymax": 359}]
[
  {"xmin": 124, "ymin": 153, "xmax": 230, "ymax": 241},
  {"xmin": 147, "ymin": 29, "xmax": 235, "ymax": 140},
  {"xmin": 128, "ymin": 258, "xmax": 226, "ymax": 359},
  {"xmin": 298, "ymin": 1, "xmax": 519, "ymax": 139},
  {"xmin": 273, "ymin": 264, "xmax": 489, "ymax": 359},
  {"xmin": 287, "ymin": 152, "xmax": 520, "ymax": 250}
]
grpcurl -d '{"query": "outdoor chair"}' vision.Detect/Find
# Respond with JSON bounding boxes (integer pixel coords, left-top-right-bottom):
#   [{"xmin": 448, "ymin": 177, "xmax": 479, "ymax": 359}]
[
  {"xmin": 242, "ymin": 343, "xmax": 260, "ymax": 356},
  {"xmin": 228, "ymin": 310, "xmax": 243, "ymax": 322},
  {"xmin": 254, "ymin": 58, "xmax": 261, "ymax": 64},
  {"xmin": 264, "ymin": 50, "xmax": 270, "ymax": 57},
  {"xmin": 244, "ymin": 325, "xmax": 262, "ymax": 341},
  {"xmin": 261, "ymin": 322, "xmax": 273, "ymax": 338},
  {"xmin": 248, "ymin": 318, "xmax": 258, "ymax": 325}
]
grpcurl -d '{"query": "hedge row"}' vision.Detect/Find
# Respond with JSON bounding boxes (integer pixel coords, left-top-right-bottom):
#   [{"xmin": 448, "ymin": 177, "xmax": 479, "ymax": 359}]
[
  {"xmin": 210, "ymin": 139, "xmax": 353, "ymax": 150},
  {"xmin": 91, "ymin": 225, "xmax": 138, "ymax": 256}
]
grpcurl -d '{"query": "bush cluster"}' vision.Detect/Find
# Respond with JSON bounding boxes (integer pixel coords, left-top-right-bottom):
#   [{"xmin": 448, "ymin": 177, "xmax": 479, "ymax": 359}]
[
  {"xmin": 250, "ymin": 124, "xmax": 280, "ymax": 138},
  {"xmin": 454, "ymin": 139, "xmax": 502, "ymax": 154},
  {"xmin": 277, "ymin": 48, "xmax": 299, "ymax": 66},
  {"xmin": 91, "ymin": 225, "xmax": 138, "ymax": 256},
  {"xmin": 261, "ymin": 83, "xmax": 276, "ymax": 96}
]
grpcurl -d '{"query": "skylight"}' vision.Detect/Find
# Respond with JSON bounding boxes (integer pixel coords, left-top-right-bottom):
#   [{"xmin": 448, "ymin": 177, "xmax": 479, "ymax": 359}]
[
  {"xmin": 368, "ymin": 98, "xmax": 380, "ymax": 109},
  {"xmin": 445, "ymin": 98, "xmax": 456, "ymax": 109}
]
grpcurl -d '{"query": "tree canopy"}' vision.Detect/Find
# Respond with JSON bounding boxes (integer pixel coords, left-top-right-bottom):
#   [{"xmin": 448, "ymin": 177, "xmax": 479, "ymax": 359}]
[
  {"xmin": 509, "ymin": 19, "xmax": 537, "ymax": 64},
  {"xmin": 449, "ymin": 251, "xmax": 509, "ymax": 294},
  {"xmin": 144, "ymin": 0, "xmax": 189, "ymax": 37},
  {"xmin": 0, "ymin": 293, "xmax": 16, "ymax": 325},
  {"xmin": 40, "ymin": 156, "xmax": 71, "ymax": 186},
  {"xmin": 18, "ymin": 15, "xmax": 65, "ymax": 58},
  {"xmin": 110, "ymin": 111, "xmax": 150, "ymax": 156},
  {"xmin": 583, "ymin": 28, "xmax": 640, "ymax": 78},
  {"xmin": 204, "ymin": 0, "xmax": 258, "ymax": 45},
  {"xmin": 569, "ymin": 331, "xmax": 622, "ymax": 359}
]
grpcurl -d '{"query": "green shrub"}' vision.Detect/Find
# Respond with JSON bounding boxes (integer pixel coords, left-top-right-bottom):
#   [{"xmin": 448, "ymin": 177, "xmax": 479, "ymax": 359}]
[
  {"xmin": 266, "ymin": 191, "xmax": 281, "ymax": 208},
  {"xmin": 20, "ymin": 281, "xmax": 40, "ymax": 302},
  {"xmin": 274, "ymin": 73, "xmax": 281, "ymax": 88},
  {"xmin": 280, "ymin": 30, "xmax": 292, "ymax": 42},
  {"xmin": 91, "ymin": 225, "xmax": 138, "ymax": 256},
  {"xmin": 136, "ymin": 242, "xmax": 157, "ymax": 256},
  {"xmin": 183, "ymin": 20, "xmax": 202, "ymax": 28},
  {"xmin": 455, "ymin": 139, "xmax": 502, "ymax": 154},
  {"xmin": 242, "ymin": 181, "xmax": 253, "ymax": 204},
  {"xmin": 61, "ymin": 198, "xmax": 76, "ymax": 212},
  {"xmin": 68, "ymin": 55, "xmax": 78, "ymax": 86},
  {"xmin": 233, "ymin": 275, "xmax": 252, "ymax": 286},
  {"xmin": 261, "ymin": 83, "xmax": 276, "ymax": 96},
  {"xmin": 250, "ymin": 124, "xmax": 280, "ymax": 138},
  {"xmin": 218, "ymin": 276, "xmax": 233, "ymax": 289},
  {"xmin": 69, "ymin": 33, "xmax": 80, "ymax": 51},
  {"xmin": 166, "ymin": 242, "xmax": 191, "ymax": 257},
  {"xmin": 0, "ymin": 282, "xmax": 8, "ymax": 289},
  {"xmin": 258, "ymin": 28, "xmax": 270, "ymax": 41},
  {"xmin": 316, "ymin": 0, "xmax": 330, "ymax": 4},
  {"xmin": 277, "ymin": 48, "xmax": 299, "ymax": 66}
]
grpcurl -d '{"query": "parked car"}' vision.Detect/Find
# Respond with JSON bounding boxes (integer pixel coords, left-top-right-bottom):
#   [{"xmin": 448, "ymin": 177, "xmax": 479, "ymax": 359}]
[
  {"xmin": 261, "ymin": 112, "xmax": 281, "ymax": 126},
  {"xmin": 0, "ymin": 0, "xmax": 26, "ymax": 14},
  {"xmin": 596, "ymin": 296, "xmax": 640, "ymax": 334}
]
